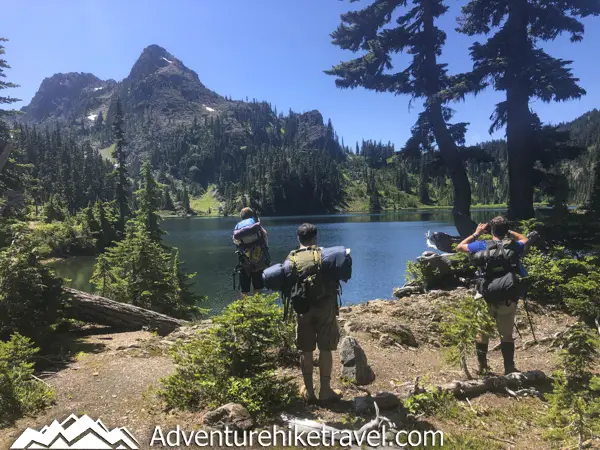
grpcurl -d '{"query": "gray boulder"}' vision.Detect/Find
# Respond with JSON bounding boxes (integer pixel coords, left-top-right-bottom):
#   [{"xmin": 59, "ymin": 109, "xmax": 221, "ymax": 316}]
[
  {"xmin": 203, "ymin": 403, "xmax": 254, "ymax": 431},
  {"xmin": 339, "ymin": 337, "xmax": 375, "ymax": 386}
]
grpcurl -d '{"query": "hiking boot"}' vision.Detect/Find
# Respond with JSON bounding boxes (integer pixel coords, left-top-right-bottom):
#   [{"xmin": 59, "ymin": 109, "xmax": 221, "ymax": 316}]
[
  {"xmin": 476, "ymin": 343, "xmax": 489, "ymax": 376},
  {"xmin": 504, "ymin": 366, "xmax": 521, "ymax": 375},
  {"xmin": 300, "ymin": 385, "xmax": 318, "ymax": 404},
  {"xmin": 500, "ymin": 342, "xmax": 520, "ymax": 375},
  {"xmin": 475, "ymin": 366, "xmax": 493, "ymax": 377},
  {"xmin": 318, "ymin": 388, "xmax": 343, "ymax": 404}
]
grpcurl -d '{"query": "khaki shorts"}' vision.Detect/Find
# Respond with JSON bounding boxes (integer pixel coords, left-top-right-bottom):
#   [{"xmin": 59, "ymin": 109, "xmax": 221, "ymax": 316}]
[
  {"xmin": 296, "ymin": 300, "xmax": 340, "ymax": 352},
  {"xmin": 478, "ymin": 300, "xmax": 518, "ymax": 343}
]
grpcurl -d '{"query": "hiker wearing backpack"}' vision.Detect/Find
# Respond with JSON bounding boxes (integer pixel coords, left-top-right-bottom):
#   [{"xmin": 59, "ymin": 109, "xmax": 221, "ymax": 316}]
[
  {"xmin": 457, "ymin": 216, "xmax": 530, "ymax": 375},
  {"xmin": 232, "ymin": 207, "xmax": 270, "ymax": 296},
  {"xmin": 287, "ymin": 223, "xmax": 342, "ymax": 404}
]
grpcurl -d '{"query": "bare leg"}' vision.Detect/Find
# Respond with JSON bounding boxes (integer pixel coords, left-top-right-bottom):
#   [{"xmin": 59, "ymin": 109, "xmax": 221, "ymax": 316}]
[
  {"xmin": 318, "ymin": 350, "xmax": 341, "ymax": 402},
  {"xmin": 300, "ymin": 352, "xmax": 316, "ymax": 402}
]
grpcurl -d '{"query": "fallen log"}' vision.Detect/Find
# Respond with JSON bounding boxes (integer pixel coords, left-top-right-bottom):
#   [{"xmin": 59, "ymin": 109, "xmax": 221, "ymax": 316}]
[
  {"xmin": 64, "ymin": 288, "xmax": 188, "ymax": 336},
  {"xmin": 437, "ymin": 370, "xmax": 550, "ymax": 399}
]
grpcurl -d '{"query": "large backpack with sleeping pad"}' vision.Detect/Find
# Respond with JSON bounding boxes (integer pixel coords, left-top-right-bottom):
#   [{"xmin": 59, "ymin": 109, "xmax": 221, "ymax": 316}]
[
  {"xmin": 472, "ymin": 239, "xmax": 521, "ymax": 303},
  {"xmin": 287, "ymin": 246, "xmax": 336, "ymax": 315},
  {"xmin": 233, "ymin": 218, "xmax": 270, "ymax": 273}
]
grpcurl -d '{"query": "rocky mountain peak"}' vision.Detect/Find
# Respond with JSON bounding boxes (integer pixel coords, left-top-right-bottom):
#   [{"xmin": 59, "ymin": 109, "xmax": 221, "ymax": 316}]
[
  {"xmin": 126, "ymin": 44, "xmax": 193, "ymax": 82},
  {"xmin": 22, "ymin": 72, "xmax": 106, "ymax": 122}
]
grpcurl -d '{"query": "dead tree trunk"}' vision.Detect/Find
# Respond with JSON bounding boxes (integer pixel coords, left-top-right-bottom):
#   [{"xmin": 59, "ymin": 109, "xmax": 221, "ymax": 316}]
[
  {"xmin": 436, "ymin": 370, "xmax": 550, "ymax": 399},
  {"xmin": 64, "ymin": 288, "xmax": 187, "ymax": 336}
]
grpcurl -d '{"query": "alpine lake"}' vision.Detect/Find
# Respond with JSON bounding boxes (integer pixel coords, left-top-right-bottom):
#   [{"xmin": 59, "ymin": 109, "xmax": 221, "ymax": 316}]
[{"xmin": 52, "ymin": 209, "xmax": 502, "ymax": 314}]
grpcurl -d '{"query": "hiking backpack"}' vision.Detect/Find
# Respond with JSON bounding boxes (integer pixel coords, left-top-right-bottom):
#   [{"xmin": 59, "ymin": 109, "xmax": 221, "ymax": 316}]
[
  {"xmin": 287, "ymin": 246, "xmax": 334, "ymax": 314},
  {"xmin": 233, "ymin": 219, "xmax": 270, "ymax": 273},
  {"xmin": 473, "ymin": 239, "xmax": 521, "ymax": 303}
]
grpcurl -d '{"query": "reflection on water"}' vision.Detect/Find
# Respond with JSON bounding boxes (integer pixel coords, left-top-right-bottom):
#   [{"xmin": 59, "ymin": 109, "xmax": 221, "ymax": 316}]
[{"xmin": 52, "ymin": 209, "xmax": 502, "ymax": 313}]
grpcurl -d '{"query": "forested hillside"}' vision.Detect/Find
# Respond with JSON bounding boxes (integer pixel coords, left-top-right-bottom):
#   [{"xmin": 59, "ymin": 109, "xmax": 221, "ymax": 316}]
[{"xmin": 8, "ymin": 44, "xmax": 600, "ymax": 216}]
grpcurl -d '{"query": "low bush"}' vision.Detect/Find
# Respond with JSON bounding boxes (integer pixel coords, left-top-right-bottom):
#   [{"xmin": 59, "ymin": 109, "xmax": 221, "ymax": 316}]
[
  {"xmin": 439, "ymin": 296, "xmax": 496, "ymax": 379},
  {"xmin": 28, "ymin": 220, "xmax": 96, "ymax": 258},
  {"xmin": 0, "ymin": 333, "xmax": 55, "ymax": 427},
  {"xmin": 543, "ymin": 323, "xmax": 600, "ymax": 447},
  {"xmin": 160, "ymin": 294, "xmax": 297, "ymax": 420},
  {"xmin": 404, "ymin": 388, "xmax": 456, "ymax": 416}
]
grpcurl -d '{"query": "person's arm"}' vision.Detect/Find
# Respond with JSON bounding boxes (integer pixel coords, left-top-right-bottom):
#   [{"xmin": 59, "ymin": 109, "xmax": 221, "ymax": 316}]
[
  {"xmin": 261, "ymin": 227, "xmax": 269, "ymax": 247},
  {"xmin": 509, "ymin": 229, "xmax": 529, "ymax": 251},
  {"xmin": 456, "ymin": 223, "xmax": 488, "ymax": 253}
]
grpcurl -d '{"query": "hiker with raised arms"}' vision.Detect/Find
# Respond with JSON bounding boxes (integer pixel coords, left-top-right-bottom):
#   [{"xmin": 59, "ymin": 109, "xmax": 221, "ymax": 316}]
[{"xmin": 457, "ymin": 216, "xmax": 530, "ymax": 375}]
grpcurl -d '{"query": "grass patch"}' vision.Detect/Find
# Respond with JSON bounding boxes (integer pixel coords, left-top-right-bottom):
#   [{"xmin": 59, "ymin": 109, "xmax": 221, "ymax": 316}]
[
  {"xmin": 189, "ymin": 185, "xmax": 221, "ymax": 215},
  {"xmin": 99, "ymin": 143, "xmax": 115, "ymax": 162}
]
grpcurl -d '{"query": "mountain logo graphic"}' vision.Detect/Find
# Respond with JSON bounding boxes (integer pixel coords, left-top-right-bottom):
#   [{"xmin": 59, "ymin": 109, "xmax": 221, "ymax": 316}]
[{"xmin": 10, "ymin": 414, "xmax": 139, "ymax": 449}]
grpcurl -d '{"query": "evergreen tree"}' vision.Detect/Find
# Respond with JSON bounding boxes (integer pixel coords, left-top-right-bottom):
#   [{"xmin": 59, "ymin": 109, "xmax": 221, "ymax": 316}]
[
  {"xmin": 181, "ymin": 183, "xmax": 190, "ymax": 214},
  {"xmin": 0, "ymin": 38, "xmax": 20, "ymax": 118},
  {"xmin": 458, "ymin": 0, "xmax": 600, "ymax": 219},
  {"xmin": 327, "ymin": 0, "xmax": 473, "ymax": 231},
  {"xmin": 90, "ymin": 169, "xmax": 202, "ymax": 319},
  {"xmin": 419, "ymin": 156, "xmax": 431, "ymax": 205},
  {"xmin": 368, "ymin": 170, "xmax": 381, "ymax": 212},
  {"xmin": 0, "ymin": 38, "xmax": 21, "ymax": 186},
  {"xmin": 111, "ymin": 98, "xmax": 130, "ymax": 233},
  {"xmin": 588, "ymin": 159, "xmax": 600, "ymax": 216},
  {"xmin": 161, "ymin": 186, "xmax": 175, "ymax": 211},
  {"xmin": 545, "ymin": 323, "xmax": 600, "ymax": 448},
  {"xmin": 136, "ymin": 161, "xmax": 163, "ymax": 242}
]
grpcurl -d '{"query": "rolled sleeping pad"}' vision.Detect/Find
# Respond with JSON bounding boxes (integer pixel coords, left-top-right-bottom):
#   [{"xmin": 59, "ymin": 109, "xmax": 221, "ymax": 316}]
[
  {"xmin": 233, "ymin": 219, "xmax": 263, "ymax": 243},
  {"xmin": 262, "ymin": 263, "xmax": 286, "ymax": 291},
  {"xmin": 321, "ymin": 246, "xmax": 352, "ymax": 282},
  {"xmin": 282, "ymin": 247, "xmax": 352, "ymax": 282},
  {"xmin": 264, "ymin": 247, "xmax": 352, "ymax": 292}
]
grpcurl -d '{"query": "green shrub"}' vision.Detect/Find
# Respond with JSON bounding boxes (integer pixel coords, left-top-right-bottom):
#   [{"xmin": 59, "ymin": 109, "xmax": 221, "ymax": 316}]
[
  {"xmin": 29, "ymin": 220, "xmax": 95, "ymax": 258},
  {"xmin": 160, "ymin": 294, "xmax": 297, "ymax": 420},
  {"xmin": 440, "ymin": 296, "xmax": 496, "ymax": 379},
  {"xmin": 521, "ymin": 247, "xmax": 564, "ymax": 304},
  {"xmin": 543, "ymin": 323, "xmax": 600, "ymax": 447},
  {"xmin": 404, "ymin": 388, "xmax": 456, "ymax": 416},
  {"xmin": 0, "ymin": 238, "xmax": 65, "ymax": 343},
  {"xmin": 0, "ymin": 333, "xmax": 55, "ymax": 426},
  {"xmin": 522, "ymin": 247, "xmax": 600, "ymax": 323}
]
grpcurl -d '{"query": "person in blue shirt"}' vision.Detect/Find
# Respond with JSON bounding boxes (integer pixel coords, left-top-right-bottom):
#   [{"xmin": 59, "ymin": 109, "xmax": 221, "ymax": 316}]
[{"xmin": 457, "ymin": 216, "xmax": 530, "ymax": 375}]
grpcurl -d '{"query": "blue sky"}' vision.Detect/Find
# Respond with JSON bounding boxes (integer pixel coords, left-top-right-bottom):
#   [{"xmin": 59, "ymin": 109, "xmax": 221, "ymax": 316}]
[{"xmin": 2, "ymin": 0, "xmax": 599, "ymax": 148}]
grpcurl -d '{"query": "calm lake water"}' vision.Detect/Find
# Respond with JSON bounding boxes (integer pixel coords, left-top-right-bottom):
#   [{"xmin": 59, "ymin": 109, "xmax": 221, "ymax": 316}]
[{"xmin": 53, "ymin": 210, "xmax": 501, "ymax": 313}]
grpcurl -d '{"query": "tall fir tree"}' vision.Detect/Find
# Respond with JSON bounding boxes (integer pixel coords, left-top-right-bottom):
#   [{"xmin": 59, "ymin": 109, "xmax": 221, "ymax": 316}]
[
  {"xmin": 327, "ymin": 0, "xmax": 474, "ymax": 233},
  {"xmin": 0, "ymin": 38, "xmax": 20, "ymax": 176},
  {"xmin": 111, "ymin": 98, "xmax": 130, "ymax": 233},
  {"xmin": 136, "ymin": 161, "xmax": 163, "ymax": 242},
  {"xmin": 458, "ymin": 0, "xmax": 600, "ymax": 219}
]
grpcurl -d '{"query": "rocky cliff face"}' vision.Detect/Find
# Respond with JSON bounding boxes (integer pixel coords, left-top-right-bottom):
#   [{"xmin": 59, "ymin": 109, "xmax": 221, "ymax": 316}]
[{"xmin": 20, "ymin": 73, "xmax": 117, "ymax": 125}]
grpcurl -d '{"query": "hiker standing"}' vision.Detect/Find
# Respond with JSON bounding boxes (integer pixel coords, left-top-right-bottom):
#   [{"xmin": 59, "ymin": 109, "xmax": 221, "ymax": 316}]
[
  {"xmin": 287, "ymin": 223, "xmax": 342, "ymax": 404},
  {"xmin": 457, "ymin": 216, "xmax": 530, "ymax": 375},
  {"xmin": 232, "ymin": 207, "xmax": 270, "ymax": 296}
]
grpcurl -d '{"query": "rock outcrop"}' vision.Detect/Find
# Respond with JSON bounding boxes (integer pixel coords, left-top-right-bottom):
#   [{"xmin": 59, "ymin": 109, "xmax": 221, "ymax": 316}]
[
  {"xmin": 339, "ymin": 336, "xmax": 376, "ymax": 385},
  {"xmin": 203, "ymin": 403, "xmax": 254, "ymax": 431}
]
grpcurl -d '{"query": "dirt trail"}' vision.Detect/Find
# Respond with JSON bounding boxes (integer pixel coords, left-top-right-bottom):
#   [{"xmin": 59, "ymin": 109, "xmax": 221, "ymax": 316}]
[{"xmin": 0, "ymin": 291, "xmax": 588, "ymax": 449}]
